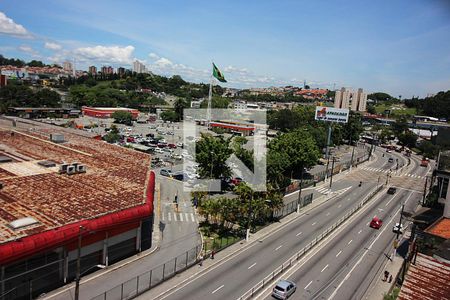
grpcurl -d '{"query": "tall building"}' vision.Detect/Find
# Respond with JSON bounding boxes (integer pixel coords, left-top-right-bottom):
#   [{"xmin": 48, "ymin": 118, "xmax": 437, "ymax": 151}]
[
  {"xmin": 88, "ymin": 65, "xmax": 97, "ymax": 75},
  {"xmin": 101, "ymin": 65, "xmax": 114, "ymax": 75},
  {"xmin": 334, "ymin": 87, "xmax": 367, "ymax": 112},
  {"xmin": 62, "ymin": 61, "xmax": 73, "ymax": 73},
  {"xmin": 117, "ymin": 67, "xmax": 126, "ymax": 77},
  {"xmin": 133, "ymin": 60, "xmax": 147, "ymax": 73}
]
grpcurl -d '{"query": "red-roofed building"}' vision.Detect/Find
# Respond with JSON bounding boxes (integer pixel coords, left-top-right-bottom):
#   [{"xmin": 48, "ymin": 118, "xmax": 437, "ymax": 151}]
[
  {"xmin": 82, "ymin": 106, "xmax": 140, "ymax": 119},
  {"xmin": 0, "ymin": 119, "xmax": 154, "ymax": 299},
  {"xmin": 397, "ymin": 253, "xmax": 450, "ymax": 300},
  {"xmin": 294, "ymin": 88, "xmax": 328, "ymax": 100}
]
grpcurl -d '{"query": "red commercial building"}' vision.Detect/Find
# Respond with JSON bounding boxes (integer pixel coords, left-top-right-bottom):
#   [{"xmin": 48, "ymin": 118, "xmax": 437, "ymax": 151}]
[
  {"xmin": 0, "ymin": 123, "xmax": 154, "ymax": 299},
  {"xmin": 82, "ymin": 106, "xmax": 140, "ymax": 119}
]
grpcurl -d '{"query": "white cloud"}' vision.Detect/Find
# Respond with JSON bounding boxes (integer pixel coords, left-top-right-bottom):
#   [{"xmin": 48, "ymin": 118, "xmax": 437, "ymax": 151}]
[
  {"xmin": 0, "ymin": 11, "xmax": 29, "ymax": 37},
  {"xmin": 148, "ymin": 52, "xmax": 159, "ymax": 59},
  {"xmin": 45, "ymin": 42, "xmax": 62, "ymax": 50},
  {"xmin": 73, "ymin": 45, "xmax": 135, "ymax": 64},
  {"xmin": 155, "ymin": 57, "xmax": 173, "ymax": 67},
  {"xmin": 18, "ymin": 45, "xmax": 40, "ymax": 58}
]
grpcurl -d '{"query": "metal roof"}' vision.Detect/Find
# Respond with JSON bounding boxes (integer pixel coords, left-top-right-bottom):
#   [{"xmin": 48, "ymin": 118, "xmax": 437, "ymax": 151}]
[{"xmin": 398, "ymin": 253, "xmax": 450, "ymax": 300}]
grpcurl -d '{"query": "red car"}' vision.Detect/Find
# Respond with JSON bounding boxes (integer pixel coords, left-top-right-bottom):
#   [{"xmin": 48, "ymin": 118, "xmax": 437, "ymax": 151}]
[
  {"xmin": 231, "ymin": 177, "xmax": 243, "ymax": 186},
  {"xmin": 168, "ymin": 143, "xmax": 177, "ymax": 149},
  {"xmin": 370, "ymin": 216, "xmax": 383, "ymax": 229}
]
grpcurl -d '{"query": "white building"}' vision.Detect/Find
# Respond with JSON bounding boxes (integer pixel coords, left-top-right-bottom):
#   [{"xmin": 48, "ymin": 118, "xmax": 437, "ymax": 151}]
[
  {"xmin": 63, "ymin": 61, "xmax": 73, "ymax": 73},
  {"xmin": 334, "ymin": 87, "xmax": 367, "ymax": 112},
  {"xmin": 133, "ymin": 60, "xmax": 147, "ymax": 73}
]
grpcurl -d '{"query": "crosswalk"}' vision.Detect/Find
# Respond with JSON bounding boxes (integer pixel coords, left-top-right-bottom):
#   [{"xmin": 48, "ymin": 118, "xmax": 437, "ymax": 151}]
[
  {"xmin": 360, "ymin": 167, "xmax": 393, "ymax": 173},
  {"xmin": 316, "ymin": 187, "xmax": 330, "ymax": 194},
  {"xmin": 162, "ymin": 211, "xmax": 198, "ymax": 223},
  {"xmin": 401, "ymin": 173, "xmax": 424, "ymax": 179},
  {"xmin": 315, "ymin": 186, "xmax": 352, "ymax": 196}
]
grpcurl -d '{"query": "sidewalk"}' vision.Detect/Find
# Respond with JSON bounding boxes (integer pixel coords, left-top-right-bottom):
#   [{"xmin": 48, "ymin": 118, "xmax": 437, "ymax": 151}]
[{"xmin": 365, "ymin": 231, "xmax": 411, "ymax": 300}]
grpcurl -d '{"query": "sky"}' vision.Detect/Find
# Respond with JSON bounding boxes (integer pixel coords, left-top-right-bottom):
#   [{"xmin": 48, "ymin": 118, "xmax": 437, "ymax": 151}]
[{"xmin": 0, "ymin": 0, "xmax": 449, "ymax": 98}]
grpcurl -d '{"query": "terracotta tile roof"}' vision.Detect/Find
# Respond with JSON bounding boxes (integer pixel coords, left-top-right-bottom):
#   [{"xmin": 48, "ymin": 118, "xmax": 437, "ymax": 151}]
[
  {"xmin": 0, "ymin": 127, "xmax": 151, "ymax": 244},
  {"xmin": 426, "ymin": 217, "xmax": 450, "ymax": 239},
  {"xmin": 398, "ymin": 253, "xmax": 450, "ymax": 300}
]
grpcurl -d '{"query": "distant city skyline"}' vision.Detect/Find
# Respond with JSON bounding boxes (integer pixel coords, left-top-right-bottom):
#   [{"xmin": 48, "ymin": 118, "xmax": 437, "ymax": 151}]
[{"xmin": 0, "ymin": 0, "xmax": 449, "ymax": 97}]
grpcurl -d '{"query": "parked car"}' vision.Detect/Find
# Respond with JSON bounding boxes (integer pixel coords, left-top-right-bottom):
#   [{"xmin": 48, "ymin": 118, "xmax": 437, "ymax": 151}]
[
  {"xmin": 176, "ymin": 142, "xmax": 183, "ymax": 148},
  {"xmin": 160, "ymin": 169, "xmax": 173, "ymax": 177},
  {"xmin": 272, "ymin": 280, "xmax": 297, "ymax": 300},
  {"xmin": 387, "ymin": 187, "xmax": 397, "ymax": 195},
  {"xmin": 168, "ymin": 143, "xmax": 177, "ymax": 149},
  {"xmin": 154, "ymin": 148, "xmax": 164, "ymax": 154},
  {"xmin": 370, "ymin": 216, "xmax": 383, "ymax": 229},
  {"xmin": 393, "ymin": 223, "xmax": 403, "ymax": 234},
  {"xmin": 388, "ymin": 157, "xmax": 394, "ymax": 163}
]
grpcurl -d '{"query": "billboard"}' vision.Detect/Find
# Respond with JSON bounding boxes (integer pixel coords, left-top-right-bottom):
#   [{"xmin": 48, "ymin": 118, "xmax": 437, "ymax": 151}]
[{"xmin": 315, "ymin": 106, "xmax": 349, "ymax": 123}]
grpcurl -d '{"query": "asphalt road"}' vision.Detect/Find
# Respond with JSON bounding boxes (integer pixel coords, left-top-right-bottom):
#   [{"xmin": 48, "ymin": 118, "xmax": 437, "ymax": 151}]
[
  {"xmin": 138, "ymin": 150, "xmax": 397, "ymax": 300},
  {"xmin": 258, "ymin": 154, "xmax": 430, "ymax": 300}
]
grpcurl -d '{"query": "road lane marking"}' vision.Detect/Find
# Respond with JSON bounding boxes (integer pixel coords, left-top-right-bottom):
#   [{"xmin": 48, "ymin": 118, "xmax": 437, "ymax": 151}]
[
  {"xmin": 190, "ymin": 213, "xmax": 195, "ymax": 222},
  {"xmin": 366, "ymin": 222, "xmax": 369, "ymax": 226},
  {"xmin": 326, "ymin": 212, "xmax": 330, "ymax": 216},
  {"xmin": 328, "ymin": 199, "xmax": 407, "ymax": 300},
  {"xmin": 348, "ymin": 239, "xmax": 352, "ymax": 245},
  {"xmin": 275, "ymin": 245, "xmax": 283, "ymax": 251},
  {"xmin": 336, "ymin": 250, "xmax": 342, "ymax": 257},
  {"xmin": 338, "ymin": 204, "xmax": 342, "ymax": 208},
  {"xmin": 168, "ymin": 213, "xmax": 172, "ymax": 221},
  {"xmin": 312, "ymin": 222, "xmax": 317, "ymax": 226},
  {"xmin": 304, "ymin": 281, "xmax": 313, "ymax": 290},
  {"xmin": 212, "ymin": 285, "xmax": 224, "ymax": 294},
  {"xmin": 296, "ymin": 232, "xmax": 303, "ymax": 237},
  {"xmin": 248, "ymin": 263, "xmax": 257, "ymax": 269},
  {"xmin": 179, "ymin": 213, "xmax": 183, "ymax": 221},
  {"xmin": 358, "ymin": 230, "xmax": 362, "ymax": 234},
  {"xmin": 321, "ymin": 264, "xmax": 329, "ymax": 272}
]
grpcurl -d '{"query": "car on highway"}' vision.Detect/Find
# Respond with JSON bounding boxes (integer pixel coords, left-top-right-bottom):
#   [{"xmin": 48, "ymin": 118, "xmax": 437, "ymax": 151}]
[
  {"xmin": 370, "ymin": 216, "xmax": 383, "ymax": 229},
  {"xmin": 393, "ymin": 223, "xmax": 403, "ymax": 234},
  {"xmin": 272, "ymin": 279, "xmax": 297, "ymax": 299},
  {"xmin": 160, "ymin": 169, "xmax": 173, "ymax": 177},
  {"xmin": 387, "ymin": 187, "xmax": 397, "ymax": 195}
]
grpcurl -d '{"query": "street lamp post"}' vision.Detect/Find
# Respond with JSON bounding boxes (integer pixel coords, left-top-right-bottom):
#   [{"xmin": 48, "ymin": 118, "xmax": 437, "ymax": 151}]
[
  {"xmin": 297, "ymin": 166, "xmax": 304, "ymax": 213},
  {"xmin": 246, "ymin": 193, "xmax": 253, "ymax": 241}
]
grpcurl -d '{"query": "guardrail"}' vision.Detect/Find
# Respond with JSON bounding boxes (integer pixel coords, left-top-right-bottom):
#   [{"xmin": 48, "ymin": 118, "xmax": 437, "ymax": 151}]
[{"xmin": 237, "ymin": 184, "xmax": 384, "ymax": 300}]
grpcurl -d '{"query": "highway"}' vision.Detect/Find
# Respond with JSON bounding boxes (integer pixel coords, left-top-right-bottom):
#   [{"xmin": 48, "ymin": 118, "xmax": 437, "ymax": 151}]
[
  {"xmin": 257, "ymin": 153, "xmax": 431, "ymax": 300},
  {"xmin": 138, "ymin": 148, "xmax": 408, "ymax": 300}
]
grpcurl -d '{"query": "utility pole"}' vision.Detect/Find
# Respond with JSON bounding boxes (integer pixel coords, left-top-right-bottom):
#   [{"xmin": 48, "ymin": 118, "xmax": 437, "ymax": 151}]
[
  {"xmin": 324, "ymin": 154, "xmax": 331, "ymax": 182},
  {"xmin": 349, "ymin": 142, "xmax": 355, "ymax": 172},
  {"xmin": 422, "ymin": 177, "xmax": 428, "ymax": 205},
  {"xmin": 325, "ymin": 125, "xmax": 332, "ymax": 160},
  {"xmin": 329, "ymin": 157, "xmax": 336, "ymax": 189},
  {"xmin": 74, "ymin": 226, "xmax": 84, "ymax": 300}
]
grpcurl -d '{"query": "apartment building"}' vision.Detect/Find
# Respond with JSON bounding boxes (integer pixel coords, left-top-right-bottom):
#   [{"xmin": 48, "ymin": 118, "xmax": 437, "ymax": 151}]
[{"xmin": 334, "ymin": 87, "xmax": 367, "ymax": 112}]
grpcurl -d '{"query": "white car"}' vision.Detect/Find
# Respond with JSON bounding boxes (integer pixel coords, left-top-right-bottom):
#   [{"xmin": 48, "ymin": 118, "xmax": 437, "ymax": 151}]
[
  {"xmin": 393, "ymin": 223, "xmax": 403, "ymax": 234},
  {"xmin": 154, "ymin": 148, "xmax": 164, "ymax": 154}
]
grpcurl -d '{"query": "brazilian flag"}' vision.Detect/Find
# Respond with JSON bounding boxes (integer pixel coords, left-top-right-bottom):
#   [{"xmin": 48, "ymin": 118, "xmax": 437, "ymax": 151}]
[{"xmin": 212, "ymin": 63, "xmax": 227, "ymax": 83}]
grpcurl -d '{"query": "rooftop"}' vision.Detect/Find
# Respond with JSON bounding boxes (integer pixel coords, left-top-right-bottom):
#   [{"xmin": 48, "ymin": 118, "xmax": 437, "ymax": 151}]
[
  {"xmin": 426, "ymin": 217, "xmax": 450, "ymax": 239},
  {"xmin": 0, "ymin": 122, "xmax": 151, "ymax": 244},
  {"xmin": 398, "ymin": 253, "xmax": 450, "ymax": 300}
]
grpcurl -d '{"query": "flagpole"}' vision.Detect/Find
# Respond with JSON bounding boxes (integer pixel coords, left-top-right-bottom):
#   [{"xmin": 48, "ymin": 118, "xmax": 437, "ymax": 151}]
[{"xmin": 207, "ymin": 63, "xmax": 213, "ymax": 127}]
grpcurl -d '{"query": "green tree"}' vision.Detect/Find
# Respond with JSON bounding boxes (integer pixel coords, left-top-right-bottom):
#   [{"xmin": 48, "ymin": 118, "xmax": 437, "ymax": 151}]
[
  {"xmin": 174, "ymin": 98, "xmax": 189, "ymax": 121},
  {"xmin": 342, "ymin": 112, "xmax": 364, "ymax": 143},
  {"xmin": 196, "ymin": 134, "xmax": 233, "ymax": 179},
  {"xmin": 112, "ymin": 111, "xmax": 133, "ymax": 125},
  {"xmin": 160, "ymin": 110, "xmax": 178, "ymax": 122},
  {"xmin": 103, "ymin": 125, "xmax": 120, "ymax": 143},
  {"xmin": 27, "ymin": 60, "xmax": 46, "ymax": 67},
  {"xmin": 367, "ymin": 105, "xmax": 376, "ymax": 114},
  {"xmin": 398, "ymin": 131, "xmax": 418, "ymax": 148},
  {"xmin": 392, "ymin": 116, "xmax": 409, "ymax": 136}
]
